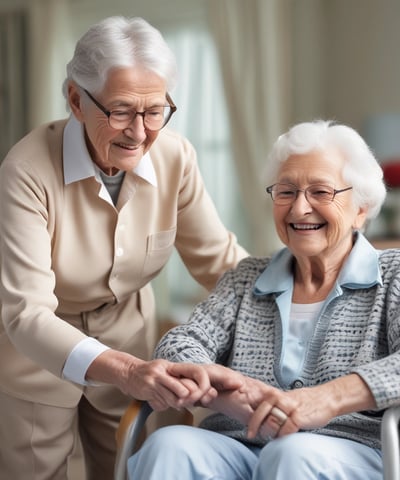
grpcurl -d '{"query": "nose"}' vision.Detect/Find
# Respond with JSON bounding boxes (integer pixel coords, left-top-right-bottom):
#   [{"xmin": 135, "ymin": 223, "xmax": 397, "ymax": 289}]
[
  {"xmin": 290, "ymin": 190, "xmax": 313, "ymax": 213},
  {"xmin": 123, "ymin": 113, "xmax": 147, "ymax": 141}
]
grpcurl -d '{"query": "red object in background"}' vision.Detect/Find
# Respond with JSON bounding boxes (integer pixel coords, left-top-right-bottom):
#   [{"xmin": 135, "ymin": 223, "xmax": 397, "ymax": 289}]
[{"xmin": 382, "ymin": 159, "xmax": 400, "ymax": 188}]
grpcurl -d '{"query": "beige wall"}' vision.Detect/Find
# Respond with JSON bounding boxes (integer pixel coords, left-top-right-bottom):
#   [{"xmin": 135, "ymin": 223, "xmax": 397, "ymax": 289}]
[
  {"xmin": 1, "ymin": 0, "xmax": 399, "ymax": 143},
  {"xmin": 292, "ymin": 0, "xmax": 400, "ymax": 133}
]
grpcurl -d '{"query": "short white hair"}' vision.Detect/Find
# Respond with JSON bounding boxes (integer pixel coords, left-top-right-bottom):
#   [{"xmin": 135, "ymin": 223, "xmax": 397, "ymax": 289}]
[
  {"xmin": 265, "ymin": 120, "xmax": 386, "ymax": 220},
  {"xmin": 62, "ymin": 16, "xmax": 177, "ymax": 100}
]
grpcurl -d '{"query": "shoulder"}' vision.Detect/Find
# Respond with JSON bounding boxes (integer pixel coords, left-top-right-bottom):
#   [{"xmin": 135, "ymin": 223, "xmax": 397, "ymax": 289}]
[
  {"xmin": 149, "ymin": 127, "xmax": 196, "ymax": 165},
  {"xmin": 217, "ymin": 256, "xmax": 270, "ymax": 288},
  {"xmin": 378, "ymin": 247, "xmax": 400, "ymax": 259},
  {"xmin": 236, "ymin": 256, "xmax": 270, "ymax": 273},
  {"xmin": 378, "ymin": 248, "xmax": 400, "ymax": 273},
  {"xmin": 1, "ymin": 120, "xmax": 67, "ymax": 172},
  {"xmin": 4, "ymin": 120, "xmax": 67, "ymax": 159},
  {"xmin": 0, "ymin": 120, "xmax": 67, "ymax": 191}
]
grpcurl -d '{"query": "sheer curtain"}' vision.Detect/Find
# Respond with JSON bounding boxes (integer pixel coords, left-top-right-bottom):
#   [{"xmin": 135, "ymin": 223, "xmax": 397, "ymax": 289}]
[
  {"xmin": 27, "ymin": 0, "xmax": 73, "ymax": 128},
  {"xmin": 153, "ymin": 25, "xmax": 249, "ymax": 321},
  {"xmin": 207, "ymin": 0, "xmax": 291, "ymax": 255},
  {"xmin": 0, "ymin": 9, "xmax": 27, "ymax": 162}
]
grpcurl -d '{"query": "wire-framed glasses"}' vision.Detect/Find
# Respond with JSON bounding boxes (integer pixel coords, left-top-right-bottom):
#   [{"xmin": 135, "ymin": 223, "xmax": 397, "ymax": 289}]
[
  {"xmin": 83, "ymin": 89, "xmax": 177, "ymax": 131},
  {"xmin": 265, "ymin": 183, "xmax": 353, "ymax": 206}
]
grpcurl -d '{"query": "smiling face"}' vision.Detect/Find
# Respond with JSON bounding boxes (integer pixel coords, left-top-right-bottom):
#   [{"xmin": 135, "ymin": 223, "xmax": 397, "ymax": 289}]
[
  {"xmin": 68, "ymin": 67, "xmax": 167, "ymax": 175},
  {"xmin": 273, "ymin": 148, "xmax": 367, "ymax": 262}
]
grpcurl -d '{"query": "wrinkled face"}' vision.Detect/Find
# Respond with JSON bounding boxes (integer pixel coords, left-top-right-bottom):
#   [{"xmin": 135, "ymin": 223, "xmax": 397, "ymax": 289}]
[
  {"xmin": 272, "ymin": 149, "xmax": 367, "ymax": 260},
  {"xmin": 68, "ymin": 67, "xmax": 167, "ymax": 175}
]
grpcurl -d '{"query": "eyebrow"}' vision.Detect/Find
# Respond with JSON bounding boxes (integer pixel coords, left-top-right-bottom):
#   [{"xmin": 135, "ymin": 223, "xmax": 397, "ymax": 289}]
[
  {"xmin": 278, "ymin": 177, "xmax": 335, "ymax": 185},
  {"xmin": 109, "ymin": 99, "xmax": 167, "ymax": 109}
]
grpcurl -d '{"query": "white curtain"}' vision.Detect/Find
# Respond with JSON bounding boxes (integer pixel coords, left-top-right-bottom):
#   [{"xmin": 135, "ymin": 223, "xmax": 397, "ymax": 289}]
[
  {"xmin": 154, "ymin": 26, "xmax": 248, "ymax": 320},
  {"xmin": 206, "ymin": 0, "xmax": 291, "ymax": 255},
  {"xmin": 27, "ymin": 0, "xmax": 73, "ymax": 128},
  {"xmin": 0, "ymin": 9, "xmax": 27, "ymax": 162}
]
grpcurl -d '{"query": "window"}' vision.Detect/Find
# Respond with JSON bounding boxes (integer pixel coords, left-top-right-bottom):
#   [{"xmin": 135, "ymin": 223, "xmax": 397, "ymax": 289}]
[{"xmin": 152, "ymin": 26, "xmax": 248, "ymax": 321}]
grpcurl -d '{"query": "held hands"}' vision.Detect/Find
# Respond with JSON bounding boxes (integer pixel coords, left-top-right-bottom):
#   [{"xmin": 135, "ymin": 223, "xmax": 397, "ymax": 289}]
[
  {"xmin": 123, "ymin": 361, "xmax": 246, "ymax": 412},
  {"xmin": 124, "ymin": 358, "xmax": 219, "ymax": 411},
  {"xmin": 109, "ymin": 348, "xmax": 374, "ymax": 434}
]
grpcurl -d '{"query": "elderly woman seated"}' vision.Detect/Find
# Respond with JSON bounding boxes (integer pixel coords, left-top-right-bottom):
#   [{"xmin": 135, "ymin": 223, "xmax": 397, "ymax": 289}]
[{"xmin": 128, "ymin": 120, "xmax": 399, "ymax": 480}]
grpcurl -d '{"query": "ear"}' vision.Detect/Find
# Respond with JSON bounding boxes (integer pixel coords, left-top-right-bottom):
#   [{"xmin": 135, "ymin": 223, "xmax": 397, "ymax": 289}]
[
  {"xmin": 68, "ymin": 82, "xmax": 85, "ymax": 122},
  {"xmin": 353, "ymin": 205, "xmax": 368, "ymax": 230}
]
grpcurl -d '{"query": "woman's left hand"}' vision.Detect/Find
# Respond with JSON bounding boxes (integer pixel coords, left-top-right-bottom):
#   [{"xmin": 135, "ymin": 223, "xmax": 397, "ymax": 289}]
[{"xmin": 246, "ymin": 373, "xmax": 376, "ymax": 440}]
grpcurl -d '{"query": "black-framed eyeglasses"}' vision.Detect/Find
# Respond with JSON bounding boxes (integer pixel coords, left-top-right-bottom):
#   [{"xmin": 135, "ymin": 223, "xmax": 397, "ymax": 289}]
[
  {"xmin": 265, "ymin": 183, "xmax": 353, "ymax": 206},
  {"xmin": 83, "ymin": 88, "xmax": 177, "ymax": 131}
]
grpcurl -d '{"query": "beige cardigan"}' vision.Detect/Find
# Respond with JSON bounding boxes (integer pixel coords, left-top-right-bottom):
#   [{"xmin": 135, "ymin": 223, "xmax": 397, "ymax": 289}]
[{"xmin": 0, "ymin": 119, "xmax": 247, "ymax": 407}]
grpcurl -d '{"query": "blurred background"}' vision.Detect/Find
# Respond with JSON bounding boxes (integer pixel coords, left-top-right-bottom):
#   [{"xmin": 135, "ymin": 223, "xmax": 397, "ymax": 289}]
[
  {"xmin": 1, "ymin": 0, "xmax": 400, "ymax": 320},
  {"xmin": 1, "ymin": 1, "xmax": 400, "ymax": 477}
]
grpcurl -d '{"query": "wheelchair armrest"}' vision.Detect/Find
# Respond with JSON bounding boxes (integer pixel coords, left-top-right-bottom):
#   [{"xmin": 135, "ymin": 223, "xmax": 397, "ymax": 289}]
[
  {"xmin": 382, "ymin": 405, "xmax": 400, "ymax": 480},
  {"xmin": 114, "ymin": 400, "xmax": 153, "ymax": 480}
]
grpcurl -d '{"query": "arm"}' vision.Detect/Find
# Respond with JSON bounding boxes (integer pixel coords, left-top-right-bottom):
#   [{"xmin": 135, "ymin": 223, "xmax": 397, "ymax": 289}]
[
  {"xmin": 0, "ymin": 141, "xmax": 89, "ymax": 376},
  {"xmin": 166, "ymin": 134, "xmax": 248, "ymax": 291},
  {"xmin": 155, "ymin": 264, "xmax": 247, "ymax": 365}
]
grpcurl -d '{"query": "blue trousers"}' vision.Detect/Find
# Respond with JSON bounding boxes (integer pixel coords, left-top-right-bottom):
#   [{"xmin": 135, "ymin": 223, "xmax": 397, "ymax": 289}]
[{"xmin": 128, "ymin": 425, "xmax": 382, "ymax": 480}]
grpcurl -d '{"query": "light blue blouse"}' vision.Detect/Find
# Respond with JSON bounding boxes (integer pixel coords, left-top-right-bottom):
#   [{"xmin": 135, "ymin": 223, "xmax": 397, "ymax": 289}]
[{"xmin": 253, "ymin": 232, "xmax": 382, "ymax": 386}]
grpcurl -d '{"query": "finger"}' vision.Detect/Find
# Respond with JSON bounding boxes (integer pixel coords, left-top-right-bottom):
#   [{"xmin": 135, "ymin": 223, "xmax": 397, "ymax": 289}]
[
  {"xmin": 206, "ymin": 365, "xmax": 244, "ymax": 391},
  {"xmin": 168, "ymin": 363, "xmax": 211, "ymax": 392},
  {"xmin": 175, "ymin": 378, "xmax": 213, "ymax": 406},
  {"xmin": 247, "ymin": 402, "xmax": 271, "ymax": 438},
  {"xmin": 180, "ymin": 387, "xmax": 218, "ymax": 408},
  {"xmin": 155, "ymin": 374, "xmax": 191, "ymax": 400},
  {"xmin": 270, "ymin": 406, "xmax": 288, "ymax": 426},
  {"xmin": 275, "ymin": 416, "xmax": 297, "ymax": 437},
  {"xmin": 197, "ymin": 387, "xmax": 218, "ymax": 405}
]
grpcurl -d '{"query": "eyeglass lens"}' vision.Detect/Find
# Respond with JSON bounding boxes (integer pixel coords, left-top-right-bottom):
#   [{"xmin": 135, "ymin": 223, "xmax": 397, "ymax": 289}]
[
  {"xmin": 108, "ymin": 106, "xmax": 172, "ymax": 131},
  {"xmin": 269, "ymin": 184, "xmax": 337, "ymax": 205}
]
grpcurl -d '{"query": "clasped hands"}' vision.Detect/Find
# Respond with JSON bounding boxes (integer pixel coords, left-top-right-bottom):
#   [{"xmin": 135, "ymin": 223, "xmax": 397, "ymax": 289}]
[{"xmin": 129, "ymin": 360, "xmax": 339, "ymax": 441}]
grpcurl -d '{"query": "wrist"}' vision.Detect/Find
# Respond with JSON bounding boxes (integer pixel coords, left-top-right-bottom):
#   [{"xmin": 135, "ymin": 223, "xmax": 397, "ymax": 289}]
[
  {"xmin": 86, "ymin": 349, "xmax": 143, "ymax": 393},
  {"xmin": 326, "ymin": 374, "xmax": 376, "ymax": 416}
]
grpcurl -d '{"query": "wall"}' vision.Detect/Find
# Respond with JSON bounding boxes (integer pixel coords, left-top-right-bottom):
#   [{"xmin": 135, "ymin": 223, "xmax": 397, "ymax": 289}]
[
  {"xmin": 291, "ymin": 0, "xmax": 400, "ymax": 133},
  {"xmin": 1, "ymin": 0, "xmax": 399, "ymax": 136}
]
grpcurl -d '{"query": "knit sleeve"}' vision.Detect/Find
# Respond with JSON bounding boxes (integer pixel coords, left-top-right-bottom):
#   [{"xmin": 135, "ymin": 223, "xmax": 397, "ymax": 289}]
[
  {"xmin": 154, "ymin": 257, "xmax": 263, "ymax": 364},
  {"xmin": 352, "ymin": 250, "xmax": 400, "ymax": 409}
]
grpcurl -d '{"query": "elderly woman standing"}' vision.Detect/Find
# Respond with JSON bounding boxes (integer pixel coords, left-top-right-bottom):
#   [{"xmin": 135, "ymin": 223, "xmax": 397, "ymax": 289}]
[
  {"xmin": 0, "ymin": 16, "xmax": 247, "ymax": 480},
  {"xmin": 128, "ymin": 120, "xmax": 399, "ymax": 479}
]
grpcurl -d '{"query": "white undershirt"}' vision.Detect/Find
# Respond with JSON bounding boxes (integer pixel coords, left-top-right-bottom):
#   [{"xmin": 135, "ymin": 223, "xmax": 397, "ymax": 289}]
[{"xmin": 281, "ymin": 301, "xmax": 324, "ymax": 385}]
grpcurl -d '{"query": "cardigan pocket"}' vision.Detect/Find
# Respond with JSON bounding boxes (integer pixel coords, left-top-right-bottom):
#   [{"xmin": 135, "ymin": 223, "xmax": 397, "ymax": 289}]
[{"xmin": 142, "ymin": 228, "xmax": 176, "ymax": 278}]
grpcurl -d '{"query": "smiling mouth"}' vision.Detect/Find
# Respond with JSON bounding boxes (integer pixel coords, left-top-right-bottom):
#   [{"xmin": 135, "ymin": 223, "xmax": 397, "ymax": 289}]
[
  {"xmin": 290, "ymin": 223, "xmax": 326, "ymax": 230},
  {"xmin": 114, "ymin": 142, "xmax": 138, "ymax": 150}
]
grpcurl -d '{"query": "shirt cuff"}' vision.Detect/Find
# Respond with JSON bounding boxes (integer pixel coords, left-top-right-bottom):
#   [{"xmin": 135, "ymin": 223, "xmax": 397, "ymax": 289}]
[{"xmin": 63, "ymin": 337, "xmax": 110, "ymax": 385}]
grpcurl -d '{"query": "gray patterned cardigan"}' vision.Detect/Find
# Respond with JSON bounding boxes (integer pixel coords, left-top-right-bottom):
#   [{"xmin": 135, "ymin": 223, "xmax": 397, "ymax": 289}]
[{"xmin": 155, "ymin": 233, "xmax": 400, "ymax": 449}]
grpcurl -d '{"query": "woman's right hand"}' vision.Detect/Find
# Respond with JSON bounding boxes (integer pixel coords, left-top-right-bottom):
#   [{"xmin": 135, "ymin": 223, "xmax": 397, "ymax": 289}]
[{"xmin": 86, "ymin": 349, "xmax": 216, "ymax": 411}]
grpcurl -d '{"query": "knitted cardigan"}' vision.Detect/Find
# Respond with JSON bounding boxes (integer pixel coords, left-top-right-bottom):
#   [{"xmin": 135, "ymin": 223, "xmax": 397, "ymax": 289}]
[{"xmin": 155, "ymin": 235, "xmax": 400, "ymax": 449}]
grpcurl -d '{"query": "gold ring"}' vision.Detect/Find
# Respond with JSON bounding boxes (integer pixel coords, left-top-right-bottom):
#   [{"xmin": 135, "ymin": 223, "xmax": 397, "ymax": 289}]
[{"xmin": 270, "ymin": 406, "xmax": 288, "ymax": 426}]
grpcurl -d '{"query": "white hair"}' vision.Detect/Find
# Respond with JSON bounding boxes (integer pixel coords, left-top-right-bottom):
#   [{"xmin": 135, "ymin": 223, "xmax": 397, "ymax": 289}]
[
  {"xmin": 265, "ymin": 120, "xmax": 387, "ymax": 220},
  {"xmin": 62, "ymin": 16, "xmax": 177, "ymax": 101}
]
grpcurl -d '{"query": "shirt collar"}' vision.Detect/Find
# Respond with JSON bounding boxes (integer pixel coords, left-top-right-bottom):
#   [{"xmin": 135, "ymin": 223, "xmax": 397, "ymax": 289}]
[
  {"xmin": 253, "ymin": 231, "xmax": 382, "ymax": 296},
  {"xmin": 62, "ymin": 115, "xmax": 158, "ymax": 187}
]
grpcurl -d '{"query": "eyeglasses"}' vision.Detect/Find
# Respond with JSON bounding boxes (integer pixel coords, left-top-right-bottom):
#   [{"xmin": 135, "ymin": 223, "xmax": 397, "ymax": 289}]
[
  {"xmin": 266, "ymin": 183, "xmax": 353, "ymax": 206},
  {"xmin": 83, "ymin": 89, "xmax": 177, "ymax": 131}
]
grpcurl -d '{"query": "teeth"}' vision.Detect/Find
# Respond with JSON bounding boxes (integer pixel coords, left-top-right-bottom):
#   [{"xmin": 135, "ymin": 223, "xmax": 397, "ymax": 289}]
[
  {"xmin": 292, "ymin": 223, "xmax": 322, "ymax": 230},
  {"xmin": 116, "ymin": 143, "xmax": 135, "ymax": 149}
]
